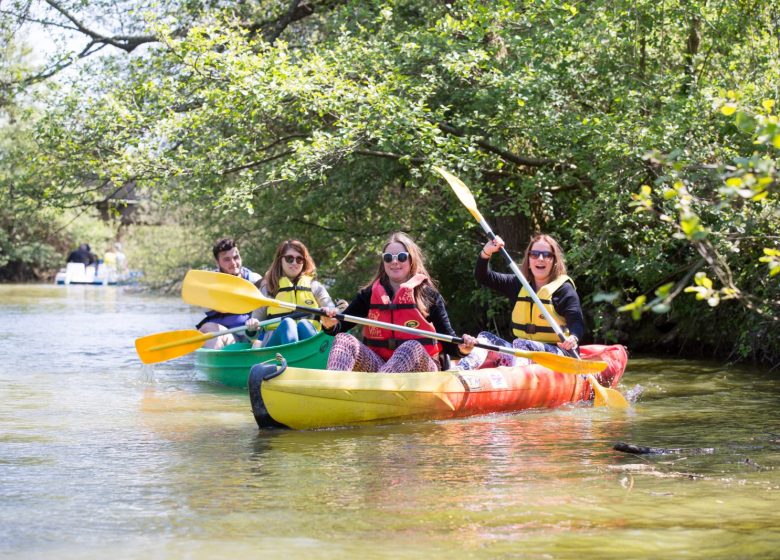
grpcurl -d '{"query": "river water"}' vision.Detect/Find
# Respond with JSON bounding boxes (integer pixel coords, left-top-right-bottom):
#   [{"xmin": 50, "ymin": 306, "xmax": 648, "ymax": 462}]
[{"xmin": 1, "ymin": 284, "xmax": 778, "ymax": 559}]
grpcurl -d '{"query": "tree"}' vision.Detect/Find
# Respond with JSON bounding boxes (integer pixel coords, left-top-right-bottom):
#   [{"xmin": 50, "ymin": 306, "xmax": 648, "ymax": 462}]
[{"xmin": 4, "ymin": 0, "xmax": 780, "ymax": 363}]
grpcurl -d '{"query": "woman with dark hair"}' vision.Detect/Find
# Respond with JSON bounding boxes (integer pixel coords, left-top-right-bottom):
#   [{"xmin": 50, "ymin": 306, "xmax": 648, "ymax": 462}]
[
  {"xmin": 245, "ymin": 239, "xmax": 334, "ymax": 347},
  {"xmin": 457, "ymin": 233, "xmax": 584, "ymax": 370},
  {"xmin": 320, "ymin": 232, "xmax": 476, "ymax": 373}
]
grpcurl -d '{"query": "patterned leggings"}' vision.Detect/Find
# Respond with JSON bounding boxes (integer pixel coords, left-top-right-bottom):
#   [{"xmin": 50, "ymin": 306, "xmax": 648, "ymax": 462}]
[
  {"xmin": 327, "ymin": 333, "xmax": 440, "ymax": 373},
  {"xmin": 457, "ymin": 331, "xmax": 565, "ymax": 370}
]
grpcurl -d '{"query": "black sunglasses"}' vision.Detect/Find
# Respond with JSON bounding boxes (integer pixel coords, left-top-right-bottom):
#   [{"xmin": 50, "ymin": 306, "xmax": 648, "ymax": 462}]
[
  {"xmin": 382, "ymin": 252, "xmax": 410, "ymax": 263},
  {"xmin": 528, "ymin": 250, "xmax": 554, "ymax": 260},
  {"xmin": 283, "ymin": 255, "xmax": 305, "ymax": 264}
]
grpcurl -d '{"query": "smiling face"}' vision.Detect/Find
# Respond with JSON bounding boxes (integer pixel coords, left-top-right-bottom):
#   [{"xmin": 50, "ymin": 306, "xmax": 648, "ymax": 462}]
[
  {"xmin": 528, "ymin": 240, "xmax": 554, "ymax": 286},
  {"xmin": 216, "ymin": 247, "xmax": 242, "ymax": 276},
  {"xmin": 382, "ymin": 241, "xmax": 412, "ymax": 285},
  {"xmin": 281, "ymin": 249, "xmax": 304, "ymax": 279}
]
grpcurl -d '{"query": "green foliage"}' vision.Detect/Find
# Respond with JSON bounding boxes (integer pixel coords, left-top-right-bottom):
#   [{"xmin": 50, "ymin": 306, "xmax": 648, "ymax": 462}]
[
  {"xmin": 123, "ymin": 222, "xmax": 209, "ymax": 289},
  {"xmin": 4, "ymin": 0, "xmax": 780, "ymax": 364},
  {"xmin": 0, "ymin": 36, "xmax": 63, "ymax": 279}
]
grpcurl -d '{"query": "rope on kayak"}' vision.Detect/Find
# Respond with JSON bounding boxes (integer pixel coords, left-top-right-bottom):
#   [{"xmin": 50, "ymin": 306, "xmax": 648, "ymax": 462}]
[{"xmin": 261, "ymin": 354, "xmax": 288, "ymax": 381}]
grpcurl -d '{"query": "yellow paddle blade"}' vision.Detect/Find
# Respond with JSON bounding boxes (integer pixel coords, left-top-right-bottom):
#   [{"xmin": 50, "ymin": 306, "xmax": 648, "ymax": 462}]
[
  {"xmin": 433, "ymin": 167, "xmax": 485, "ymax": 223},
  {"xmin": 588, "ymin": 374, "xmax": 630, "ymax": 409},
  {"xmin": 516, "ymin": 350, "xmax": 608, "ymax": 374},
  {"xmin": 135, "ymin": 329, "xmax": 208, "ymax": 364},
  {"xmin": 513, "ymin": 349, "xmax": 628, "ymax": 408},
  {"xmin": 182, "ymin": 270, "xmax": 273, "ymax": 313}
]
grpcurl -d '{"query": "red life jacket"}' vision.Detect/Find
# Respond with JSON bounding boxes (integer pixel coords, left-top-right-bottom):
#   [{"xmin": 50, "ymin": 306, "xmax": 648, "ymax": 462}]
[{"xmin": 363, "ymin": 275, "xmax": 443, "ymax": 361}]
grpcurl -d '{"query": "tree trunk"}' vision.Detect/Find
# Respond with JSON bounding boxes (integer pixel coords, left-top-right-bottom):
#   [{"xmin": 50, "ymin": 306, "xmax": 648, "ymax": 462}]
[
  {"xmin": 494, "ymin": 212, "xmax": 535, "ymax": 257},
  {"xmin": 682, "ymin": 15, "xmax": 700, "ymax": 95}
]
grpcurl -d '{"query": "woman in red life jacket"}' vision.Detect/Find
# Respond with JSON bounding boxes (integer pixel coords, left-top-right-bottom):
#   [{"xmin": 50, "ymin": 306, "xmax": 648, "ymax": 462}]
[
  {"xmin": 321, "ymin": 232, "xmax": 476, "ymax": 373},
  {"xmin": 457, "ymin": 233, "xmax": 583, "ymax": 370}
]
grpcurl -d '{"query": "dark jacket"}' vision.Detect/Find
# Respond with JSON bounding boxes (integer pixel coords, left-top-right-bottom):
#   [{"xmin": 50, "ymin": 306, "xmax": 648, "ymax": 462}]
[
  {"xmin": 324, "ymin": 278, "xmax": 465, "ymax": 358},
  {"xmin": 66, "ymin": 247, "xmax": 96, "ymax": 265},
  {"xmin": 474, "ymin": 256, "xmax": 585, "ymax": 340}
]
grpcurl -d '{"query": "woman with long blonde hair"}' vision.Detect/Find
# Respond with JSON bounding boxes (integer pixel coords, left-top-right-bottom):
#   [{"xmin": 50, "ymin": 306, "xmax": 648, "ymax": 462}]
[
  {"xmin": 320, "ymin": 232, "xmax": 475, "ymax": 373},
  {"xmin": 458, "ymin": 233, "xmax": 584, "ymax": 370}
]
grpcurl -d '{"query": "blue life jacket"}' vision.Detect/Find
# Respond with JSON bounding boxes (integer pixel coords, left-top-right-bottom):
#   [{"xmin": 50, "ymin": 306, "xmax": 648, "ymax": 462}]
[{"xmin": 196, "ymin": 267, "xmax": 258, "ymax": 330}]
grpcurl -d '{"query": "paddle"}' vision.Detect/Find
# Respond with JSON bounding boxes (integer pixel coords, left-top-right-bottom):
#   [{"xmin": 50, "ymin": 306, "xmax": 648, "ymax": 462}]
[
  {"xmin": 135, "ymin": 313, "xmax": 306, "ymax": 364},
  {"xmin": 181, "ymin": 270, "xmax": 607, "ymax": 375},
  {"xmin": 434, "ymin": 166, "xmax": 629, "ymax": 409}
]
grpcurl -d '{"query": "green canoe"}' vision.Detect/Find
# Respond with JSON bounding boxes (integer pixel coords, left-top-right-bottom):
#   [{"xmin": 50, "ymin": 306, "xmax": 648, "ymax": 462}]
[{"xmin": 194, "ymin": 331, "xmax": 333, "ymax": 388}]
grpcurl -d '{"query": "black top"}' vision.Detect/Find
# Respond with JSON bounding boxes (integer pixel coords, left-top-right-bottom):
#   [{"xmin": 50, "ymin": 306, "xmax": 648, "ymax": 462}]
[
  {"xmin": 324, "ymin": 278, "xmax": 464, "ymax": 357},
  {"xmin": 474, "ymin": 256, "xmax": 585, "ymax": 340},
  {"xmin": 66, "ymin": 247, "xmax": 96, "ymax": 265}
]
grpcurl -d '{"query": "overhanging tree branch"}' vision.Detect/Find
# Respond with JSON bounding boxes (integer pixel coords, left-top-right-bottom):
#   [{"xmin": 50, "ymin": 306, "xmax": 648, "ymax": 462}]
[
  {"xmin": 353, "ymin": 149, "xmax": 426, "ymax": 164},
  {"xmin": 245, "ymin": 0, "xmax": 349, "ymax": 44},
  {"xmin": 42, "ymin": 0, "xmax": 159, "ymax": 52},
  {"xmin": 437, "ymin": 122, "xmax": 559, "ymax": 168},
  {"xmin": 263, "ymin": 0, "xmax": 311, "ymax": 44}
]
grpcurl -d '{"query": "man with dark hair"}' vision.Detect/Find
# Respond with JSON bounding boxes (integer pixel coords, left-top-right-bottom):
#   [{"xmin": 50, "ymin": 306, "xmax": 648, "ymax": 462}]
[
  {"xmin": 196, "ymin": 238, "xmax": 262, "ymax": 349},
  {"xmin": 66, "ymin": 244, "xmax": 97, "ymax": 266},
  {"xmin": 212, "ymin": 238, "xmax": 236, "ymax": 261}
]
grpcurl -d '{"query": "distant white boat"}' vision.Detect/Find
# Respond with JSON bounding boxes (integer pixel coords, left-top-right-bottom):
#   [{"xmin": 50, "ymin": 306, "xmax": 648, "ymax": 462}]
[{"xmin": 54, "ymin": 262, "xmax": 141, "ymax": 286}]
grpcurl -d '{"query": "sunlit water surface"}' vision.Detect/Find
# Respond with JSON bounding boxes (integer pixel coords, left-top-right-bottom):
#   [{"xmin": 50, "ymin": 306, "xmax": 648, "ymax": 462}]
[{"xmin": 1, "ymin": 284, "xmax": 778, "ymax": 559}]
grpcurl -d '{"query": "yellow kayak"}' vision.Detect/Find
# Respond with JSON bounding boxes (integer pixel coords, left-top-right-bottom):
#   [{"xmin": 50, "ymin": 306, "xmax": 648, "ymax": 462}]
[{"xmin": 248, "ymin": 345, "xmax": 628, "ymax": 430}]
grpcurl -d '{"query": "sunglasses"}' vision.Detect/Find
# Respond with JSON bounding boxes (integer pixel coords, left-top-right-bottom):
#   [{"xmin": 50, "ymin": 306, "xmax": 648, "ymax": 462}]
[
  {"xmin": 528, "ymin": 250, "xmax": 554, "ymax": 260},
  {"xmin": 283, "ymin": 255, "xmax": 305, "ymax": 265},
  {"xmin": 382, "ymin": 252, "xmax": 410, "ymax": 263}
]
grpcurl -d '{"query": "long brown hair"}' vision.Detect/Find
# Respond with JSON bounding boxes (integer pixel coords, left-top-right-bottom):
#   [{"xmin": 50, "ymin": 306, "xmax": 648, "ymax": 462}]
[
  {"xmin": 262, "ymin": 239, "xmax": 317, "ymax": 296},
  {"xmin": 363, "ymin": 232, "xmax": 437, "ymax": 315},
  {"xmin": 520, "ymin": 233, "xmax": 568, "ymax": 287}
]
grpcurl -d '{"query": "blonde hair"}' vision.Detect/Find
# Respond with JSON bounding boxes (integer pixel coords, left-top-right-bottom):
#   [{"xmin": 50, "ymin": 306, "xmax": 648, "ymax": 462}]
[
  {"xmin": 262, "ymin": 239, "xmax": 317, "ymax": 296},
  {"xmin": 364, "ymin": 232, "xmax": 437, "ymax": 315},
  {"xmin": 520, "ymin": 233, "xmax": 568, "ymax": 287}
]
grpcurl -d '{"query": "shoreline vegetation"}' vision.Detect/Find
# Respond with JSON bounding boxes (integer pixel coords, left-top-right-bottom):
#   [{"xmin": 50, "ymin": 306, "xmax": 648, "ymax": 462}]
[
  {"xmin": 8, "ymin": 224, "xmax": 772, "ymax": 369},
  {"xmin": 1, "ymin": 1, "xmax": 777, "ymax": 367}
]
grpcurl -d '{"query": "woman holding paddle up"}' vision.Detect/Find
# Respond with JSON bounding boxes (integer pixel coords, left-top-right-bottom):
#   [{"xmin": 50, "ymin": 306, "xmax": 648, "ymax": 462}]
[
  {"xmin": 458, "ymin": 234, "xmax": 584, "ymax": 370},
  {"xmin": 245, "ymin": 239, "xmax": 334, "ymax": 348},
  {"xmin": 321, "ymin": 232, "xmax": 476, "ymax": 373}
]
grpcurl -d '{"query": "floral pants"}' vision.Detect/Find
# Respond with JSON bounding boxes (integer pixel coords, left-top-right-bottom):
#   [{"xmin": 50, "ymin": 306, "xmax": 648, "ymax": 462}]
[{"xmin": 327, "ymin": 333, "xmax": 440, "ymax": 373}]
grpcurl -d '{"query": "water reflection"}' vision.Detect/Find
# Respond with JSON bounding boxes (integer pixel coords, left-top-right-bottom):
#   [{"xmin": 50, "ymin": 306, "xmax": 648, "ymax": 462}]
[{"xmin": 2, "ymin": 285, "xmax": 780, "ymax": 559}]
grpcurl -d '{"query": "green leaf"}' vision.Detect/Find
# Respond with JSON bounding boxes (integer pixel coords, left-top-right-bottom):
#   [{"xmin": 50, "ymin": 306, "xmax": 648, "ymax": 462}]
[
  {"xmin": 735, "ymin": 111, "xmax": 756, "ymax": 132},
  {"xmin": 680, "ymin": 214, "xmax": 702, "ymax": 237},
  {"xmin": 593, "ymin": 291, "xmax": 620, "ymax": 303},
  {"xmin": 654, "ymin": 282, "xmax": 674, "ymax": 297},
  {"xmin": 651, "ymin": 302, "xmax": 671, "ymax": 314}
]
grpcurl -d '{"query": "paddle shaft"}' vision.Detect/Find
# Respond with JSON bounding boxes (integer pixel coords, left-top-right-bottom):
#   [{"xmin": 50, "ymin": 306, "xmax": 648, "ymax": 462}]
[
  {"xmin": 265, "ymin": 299, "xmax": 545, "ymax": 360},
  {"xmin": 150, "ymin": 325, "xmax": 247, "ymax": 351},
  {"xmin": 479, "ymin": 225, "xmax": 572, "ymax": 346},
  {"xmin": 148, "ymin": 312, "xmax": 307, "ymax": 352},
  {"xmin": 436, "ymin": 166, "xmax": 579, "ymax": 354}
]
